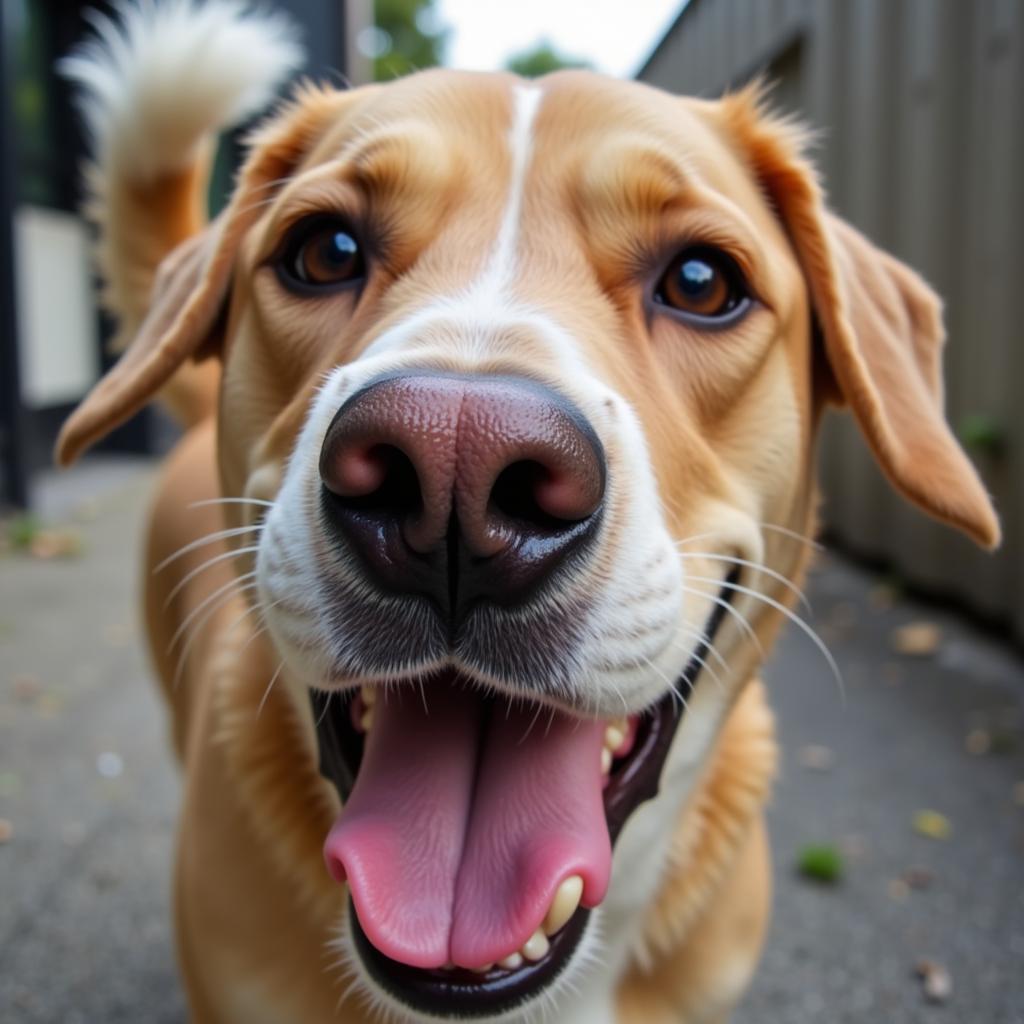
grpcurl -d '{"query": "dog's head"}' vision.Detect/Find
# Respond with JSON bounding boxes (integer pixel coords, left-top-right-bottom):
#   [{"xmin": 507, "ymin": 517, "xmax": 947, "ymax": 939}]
[{"xmin": 59, "ymin": 71, "xmax": 997, "ymax": 1020}]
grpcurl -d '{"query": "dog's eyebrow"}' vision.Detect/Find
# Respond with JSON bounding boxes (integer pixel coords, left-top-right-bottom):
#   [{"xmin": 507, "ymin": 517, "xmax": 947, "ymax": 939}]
[{"xmin": 576, "ymin": 141, "xmax": 695, "ymax": 218}]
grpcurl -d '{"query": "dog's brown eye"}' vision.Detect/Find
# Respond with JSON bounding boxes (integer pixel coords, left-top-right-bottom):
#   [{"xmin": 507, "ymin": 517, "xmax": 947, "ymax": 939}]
[
  {"xmin": 279, "ymin": 218, "xmax": 364, "ymax": 290},
  {"xmin": 655, "ymin": 247, "xmax": 747, "ymax": 321}
]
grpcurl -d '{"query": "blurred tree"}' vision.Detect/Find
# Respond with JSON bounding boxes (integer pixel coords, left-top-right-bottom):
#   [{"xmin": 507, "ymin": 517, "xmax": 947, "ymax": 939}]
[
  {"xmin": 370, "ymin": 0, "xmax": 449, "ymax": 81},
  {"xmin": 505, "ymin": 40, "xmax": 591, "ymax": 78}
]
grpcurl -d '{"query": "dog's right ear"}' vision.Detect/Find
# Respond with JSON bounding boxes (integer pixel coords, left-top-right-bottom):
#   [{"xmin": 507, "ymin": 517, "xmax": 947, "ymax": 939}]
[{"xmin": 56, "ymin": 86, "xmax": 360, "ymax": 467}]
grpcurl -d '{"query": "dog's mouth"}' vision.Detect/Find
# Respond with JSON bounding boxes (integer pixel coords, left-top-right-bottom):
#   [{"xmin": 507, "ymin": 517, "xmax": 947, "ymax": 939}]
[{"xmin": 311, "ymin": 574, "xmax": 735, "ymax": 1018}]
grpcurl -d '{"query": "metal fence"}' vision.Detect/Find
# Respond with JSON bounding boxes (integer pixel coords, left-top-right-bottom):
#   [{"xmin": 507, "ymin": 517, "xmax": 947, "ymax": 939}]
[{"xmin": 638, "ymin": 0, "xmax": 1023, "ymax": 642}]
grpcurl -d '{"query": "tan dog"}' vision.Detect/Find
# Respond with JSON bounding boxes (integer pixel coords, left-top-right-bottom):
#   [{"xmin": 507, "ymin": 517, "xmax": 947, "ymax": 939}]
[{"xmin": 58, "ymin": 4, "xmax": 998, "ymax": 1023}]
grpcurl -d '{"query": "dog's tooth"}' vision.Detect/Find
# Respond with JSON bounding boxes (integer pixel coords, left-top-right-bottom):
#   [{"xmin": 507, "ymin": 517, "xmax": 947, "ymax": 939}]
[
  {"xmin": 470, "ymin": 963, "xmax": 494, "ymax": 974},
  {"xmin": 521, "ymin": 929, "xmax": 550, "ymax": 962},
  {"xmin": 359, "ymin": 708, "xmax": 374, "ymax": 733},
  {"xmin": 600, "ymin": 746, "xmax": 613, "ymax": 775},
  {"xmin": 542, "ymin": 875, "xmax": 583, "ymax": 936},
  {"xmin": 360, "ymin": 685, "xmax": 376, "ymax": 706},
  {"xmin": 604, "ymin": 724, "xmax": 625, "ymax": 752},
  {"xmin": 499, "ymin": 952, "xmax": 523, "ymax": 970}
]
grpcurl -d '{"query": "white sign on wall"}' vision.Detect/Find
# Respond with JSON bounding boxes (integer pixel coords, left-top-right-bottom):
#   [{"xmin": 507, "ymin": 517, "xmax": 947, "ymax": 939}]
[{"xmin": 14, "ymin": 205, "xmax": 99, "ymax": 409}]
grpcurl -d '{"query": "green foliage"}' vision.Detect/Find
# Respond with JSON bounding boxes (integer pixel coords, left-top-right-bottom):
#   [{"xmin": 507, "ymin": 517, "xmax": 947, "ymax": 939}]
[
  {"xmin": 957, "ymin": 412, "xmax": 1006, "ymax": 458},
  {"xmin": 505, "ymin": 40, "xmax": 592, "ymax": 78},
  {"xmin": 796, "ymin": 844, "xmax": 844, "ymax": 884},
  {"xmin": 372, "ymin": 0, "xmax": 449, "ymax": 81},
  {"xmin": 7, "ymin": 514, "xmax": 41, "ymax": 550}
]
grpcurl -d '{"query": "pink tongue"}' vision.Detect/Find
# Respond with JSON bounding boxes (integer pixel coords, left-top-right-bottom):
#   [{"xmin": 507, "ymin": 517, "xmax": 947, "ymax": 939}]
[{"xmin": 323, "ymin": 683, "xmax": 611, "ymax": 969}]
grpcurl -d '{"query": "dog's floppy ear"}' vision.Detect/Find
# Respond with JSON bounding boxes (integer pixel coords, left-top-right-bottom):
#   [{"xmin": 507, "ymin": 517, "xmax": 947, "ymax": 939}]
[
  {"xmin": 720, "ymin": 87, "xmax": 999, "ymax": 549},
  {"xmin": 55, "ymin": 214, "xmax": 231, "ymax": 466},
  {"xmin": 56, "ymin": 85, "xmax": 359, "ymax": 467}
]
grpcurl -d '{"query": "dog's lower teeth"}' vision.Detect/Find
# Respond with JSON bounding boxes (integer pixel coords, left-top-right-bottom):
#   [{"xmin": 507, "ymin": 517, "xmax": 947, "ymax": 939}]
[
  {"xmin": 604, "ymin": 723, "xmax": 626, "ymax": 751},
  {"xmin": 360, "ymin": 685, "xmax": 376, "ymax": 707},
  {"xmin": 543, "ymin": 874, "xmax": 583, "ymax": 936},
  {"xmin": 359, "ymin": 708, "xmax": 374, "ymax": 732},
  {"xmin": 499, "ymin": 951, "xmax": 524, "ymax": 970},
  {"xmin": 471, "ymin": 963, "xmax": 494, "ymax": 973},
  {"xmin": 521, "ymin": 929, "xmax": 550, "ymax": 961},
  {"xmin": 600, "ymin": 746, "xmax": 613, "ymax": 775}
]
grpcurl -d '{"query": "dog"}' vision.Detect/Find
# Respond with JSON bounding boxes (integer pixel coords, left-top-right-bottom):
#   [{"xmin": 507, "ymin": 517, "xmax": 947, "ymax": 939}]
[{"xmin": 57, "ymin": 3, "xmax": 999, "ymax": 1022}]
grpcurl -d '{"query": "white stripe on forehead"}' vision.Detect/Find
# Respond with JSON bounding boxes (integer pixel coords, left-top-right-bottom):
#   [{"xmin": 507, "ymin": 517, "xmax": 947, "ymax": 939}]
[
  {"xmin": 361, "ymin": 83, "xmax": 587, "ymax": 378},
  {"xmin": 477, "ymin": 84, "xmax": 542, "ymax": 298}
]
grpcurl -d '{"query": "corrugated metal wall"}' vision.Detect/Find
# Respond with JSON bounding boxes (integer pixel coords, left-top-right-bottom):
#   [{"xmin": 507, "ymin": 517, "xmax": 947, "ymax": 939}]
[{"xmin": 639, "ymin": 0, "xmax": 1024, "ymax": 641}]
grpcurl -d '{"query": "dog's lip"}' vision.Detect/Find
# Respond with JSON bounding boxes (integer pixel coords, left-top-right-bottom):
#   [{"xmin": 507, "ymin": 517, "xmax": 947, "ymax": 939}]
[{"xmin": 309, "ymin": 569, "xmax": 738, "ymax": 1016}]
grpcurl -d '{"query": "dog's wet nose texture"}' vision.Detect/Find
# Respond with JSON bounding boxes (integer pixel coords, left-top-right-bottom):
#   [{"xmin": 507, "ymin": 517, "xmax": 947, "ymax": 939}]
[{"xmin": 319, "ymin": 373, "xmax": 605, "ymax": 614}]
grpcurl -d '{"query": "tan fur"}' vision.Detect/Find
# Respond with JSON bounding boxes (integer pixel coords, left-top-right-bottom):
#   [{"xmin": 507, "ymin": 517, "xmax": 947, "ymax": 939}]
[{"xmin": 63, "ymin": 68, "xmax": 997, "ymax": 1023}]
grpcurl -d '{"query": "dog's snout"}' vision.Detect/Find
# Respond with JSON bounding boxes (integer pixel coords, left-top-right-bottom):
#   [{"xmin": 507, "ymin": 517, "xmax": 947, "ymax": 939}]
[{"xmin": 319, "ymin": 372, "xmax": 605, "ymax": 614}]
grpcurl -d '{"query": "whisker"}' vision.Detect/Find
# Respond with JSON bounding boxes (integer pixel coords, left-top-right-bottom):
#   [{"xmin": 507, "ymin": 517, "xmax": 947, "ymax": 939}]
[
  {"xmin": 672, "ymin": 629, "xmax": 728, "ymax": 694},
  {"xmin": 641, "ymin": 653, "xmax": 687, "ymax": 713},
  {"xmin": 188, "ymin": 497, "xmax": 274, "ymax": 509},
  {"xmin": 679, "ymin": 551, "xmax": 810, "ymax": 612},
  {"xmin": 154, "ymin": 524, "xmax": 264, "ymax": 573},
  {"xmin": 760, "ymin": 522, "xmax": 824, "ymax": 551},
  {"xmin": 314, "ymin": 690, "xmax": 334, "ymax": 730},
  {"xmin": 257, "ymin": 660, "xmax": 286, "ymax": 718},
  {"xmin": 171, "ymin": 579, "xmax": 260, "ymax": 691},
  {"xmin": 162, "ymin": 544, "xmax": 261, "ymax": 609},
  {"xmin": 681, "ymin": 584, "xmax": 764, "ymax": 657},
  {"xmin": 168, "ymin": 571, "xmax": 258, "ymax": 652},
  {"xmin": 685, "ymin": 574, "xmax": 845, "ymax": 704}
]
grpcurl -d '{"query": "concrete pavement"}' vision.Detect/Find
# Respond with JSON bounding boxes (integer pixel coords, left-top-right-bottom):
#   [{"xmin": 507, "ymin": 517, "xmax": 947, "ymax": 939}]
[{"xmin": 2, "ymin": 459, "xmax": 1022, "ymax": 1023}]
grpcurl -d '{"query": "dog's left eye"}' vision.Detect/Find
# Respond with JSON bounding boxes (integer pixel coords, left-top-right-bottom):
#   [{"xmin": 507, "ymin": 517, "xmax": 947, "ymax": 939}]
[
  {"xmin": 278, "ymin": 218, "xmax": 364, "ymax": 290},
  {"xmin": 654, "ymin": 247, "xmax": 749, "ymax": 322}
]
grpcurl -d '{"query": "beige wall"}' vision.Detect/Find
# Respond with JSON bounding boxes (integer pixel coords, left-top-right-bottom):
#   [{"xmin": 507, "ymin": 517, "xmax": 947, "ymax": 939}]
[{"xmin": 639, "ymin": 0, "xmax": 1023, "ymax": 641}]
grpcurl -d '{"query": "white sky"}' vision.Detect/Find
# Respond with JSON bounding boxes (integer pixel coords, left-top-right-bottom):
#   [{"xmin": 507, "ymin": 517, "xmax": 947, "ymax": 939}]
[{"xmin": 436, "ymin": 0, "xmax": 686, "ymax": 78}]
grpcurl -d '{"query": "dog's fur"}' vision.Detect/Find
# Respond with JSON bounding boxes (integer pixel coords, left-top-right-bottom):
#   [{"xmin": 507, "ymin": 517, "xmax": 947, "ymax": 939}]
[{"xmin": 59, "ymin": 4, "xmax": 998, "ymax": 1023}]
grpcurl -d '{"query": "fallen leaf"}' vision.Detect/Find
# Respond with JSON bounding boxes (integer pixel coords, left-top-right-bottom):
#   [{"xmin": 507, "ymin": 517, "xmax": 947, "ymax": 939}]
[
  {"xmin": 913, "ymin": 810, "xmax": 952, "ymax": 841},
  {"xmin": 915, "ymin": 960, "xmax": 953, "ymax": 1004},
  {"xmin": 798, "ymin": 744, "xmax": 835, "ymax": 772},
  {"xmin": 892, "ymin": 622, "xmax": 942, "ymax": 657},
  {"xmin": 797, "ymin": 844, "xmax": 844, "ymax": 884},
  {"xmin": 903, "ymin": 866, "xmax": 935, "ymax": 890},
  {"xmin": 0, "ymin": 818, "xmax": 11, "ymax": 843},
  {"xmin": 11, "ymin": 673, "xmax": 42, "ymax": 702},
  {"xmin": 887, "ymin": 878, "xmax": 910, "ymax": 902},
  {"xmin": 29, "ymin": 529, "xmax": 83, "ymax": 559},
  {"xmin": 868, "ymin": 584, "xmax": 898, "ymax": 611},
  {"xmin": 965, "ymin": 728, "xmax": 991, "ymax": 756}
]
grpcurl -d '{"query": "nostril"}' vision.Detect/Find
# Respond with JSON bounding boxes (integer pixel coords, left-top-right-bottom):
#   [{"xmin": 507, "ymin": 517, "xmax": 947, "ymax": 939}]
[
  {"xmin": 324, "ymin": 444, "xmax": 422, "ymax": 518},
  {"xmin": 490, "ymin": 461, "xmax": 596, "ymax": 530}
]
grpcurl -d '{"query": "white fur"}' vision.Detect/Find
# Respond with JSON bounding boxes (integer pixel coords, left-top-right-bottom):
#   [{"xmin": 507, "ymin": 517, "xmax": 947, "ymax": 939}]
[{"xmin": 59, "ymin": 0, "xmax": 304, "ymax": 181}]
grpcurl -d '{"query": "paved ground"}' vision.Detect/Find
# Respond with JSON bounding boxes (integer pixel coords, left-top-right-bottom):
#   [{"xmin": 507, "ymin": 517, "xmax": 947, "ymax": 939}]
[{"xmin": 2, "ymin": 458, "xmax": 1022, "ymax": 1023}]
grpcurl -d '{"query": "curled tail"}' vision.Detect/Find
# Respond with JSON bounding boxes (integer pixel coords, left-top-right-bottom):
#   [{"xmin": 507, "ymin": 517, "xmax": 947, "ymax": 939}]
[{"xmin": 60, "ymin": 0, "xmax": 303, "ymax": 427}]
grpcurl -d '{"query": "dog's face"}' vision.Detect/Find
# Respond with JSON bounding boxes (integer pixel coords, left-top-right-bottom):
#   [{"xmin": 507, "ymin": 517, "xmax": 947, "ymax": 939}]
[{"xmin": 60, "ymin": 70, "xmax": 997, "ymax": 1022}]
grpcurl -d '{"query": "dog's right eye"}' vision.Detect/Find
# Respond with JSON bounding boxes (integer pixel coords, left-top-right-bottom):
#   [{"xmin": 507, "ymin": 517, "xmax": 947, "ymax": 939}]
[{"xmin": 277, "ymin": 218, "xmax": 365, "ymax": 291}]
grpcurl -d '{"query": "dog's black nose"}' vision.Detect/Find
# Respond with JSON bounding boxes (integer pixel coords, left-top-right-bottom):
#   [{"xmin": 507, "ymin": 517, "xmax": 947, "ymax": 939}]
[{"xmin": 319, "ymin": 373, "xmax": 605, "ymax": 617}]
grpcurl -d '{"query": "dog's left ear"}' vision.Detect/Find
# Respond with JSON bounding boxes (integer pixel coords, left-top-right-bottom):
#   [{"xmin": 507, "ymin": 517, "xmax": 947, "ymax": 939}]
[{"xmin": 719, "ymin": 87, "xmax": 1000, "ymax": 549}]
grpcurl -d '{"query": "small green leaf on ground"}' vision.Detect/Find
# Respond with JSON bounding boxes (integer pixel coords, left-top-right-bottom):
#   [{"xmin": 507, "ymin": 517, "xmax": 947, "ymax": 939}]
[
  {"xmin": 7, "ymin": 514, "xmax": 41, "ymax": 549},
  {"xmin": 913, "ymin": 810, "xmax": 952, "ymax": 841},
  {"xmin": 797, "ymin": 844, "xmax": 844, "ymax": 883}
]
